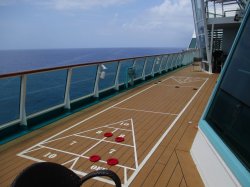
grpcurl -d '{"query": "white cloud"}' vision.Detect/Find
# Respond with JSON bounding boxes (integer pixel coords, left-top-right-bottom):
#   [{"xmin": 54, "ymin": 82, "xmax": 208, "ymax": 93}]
[
  {"xmin": 48, "ymin": 0, "xmax": 131, "ymax": 10},
  {"xmin": 121, "ymin": 0, "xmax": 194, "ymax": 47},
  {"xmin": 123, "ymin": 0, "xmax": 193, "ymax": 31},
  {"xmin": 123, "ymin": 0, "xmax": 193, "ymax": 30},
  {"xmin": 0, "ymin": 0, "xmax": 131, "ymax": 10}
]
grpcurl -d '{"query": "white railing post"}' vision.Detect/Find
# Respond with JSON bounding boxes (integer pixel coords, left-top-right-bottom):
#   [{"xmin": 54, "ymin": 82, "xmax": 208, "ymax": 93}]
[
  {"xmin": 114, "ymin": 61, "xmax": 121, "ymax": 91},
  {"xmin": 159, "ymin": 56, "xmax": 164, "ymax": 74},
  {"xmin": 94, "ymin": 65, "xmax": 101, "ymax": 98},
  {"xmin": 151, "ymin": 57, "xmax": 158, "ymax": 77},
  {"xmin": 20, "ymin": 75, "xmax": 27, "ymax": 126},
  {"xmin": 64, "ymin": 68, "xmax": 72, "ymax": 110},
  {"xmin": 165, "ymin": 55, "xmax": 171, "ymax": 71},
  {"xmin": 142, "ymin": 57, "xmax": 148, "ymax": 80},
  {"xmin": 179, "ymin": 53, "xmax": 184, "ymax": 66}
]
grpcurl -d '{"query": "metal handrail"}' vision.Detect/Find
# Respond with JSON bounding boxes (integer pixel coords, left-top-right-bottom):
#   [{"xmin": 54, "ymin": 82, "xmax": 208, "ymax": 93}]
[
  {"xmin": 0, "ymin": 50, "xmax": 197, "ymax": 79},
  {"xmin": 0, "ymin": 49, "xmax": 199, "ymax": 131}
]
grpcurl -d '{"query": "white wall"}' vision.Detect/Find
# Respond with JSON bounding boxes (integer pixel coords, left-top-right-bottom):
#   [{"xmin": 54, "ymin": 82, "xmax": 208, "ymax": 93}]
[{"xmin": 191, "ymin": 130, "xmax": 241, "ymax": 187}]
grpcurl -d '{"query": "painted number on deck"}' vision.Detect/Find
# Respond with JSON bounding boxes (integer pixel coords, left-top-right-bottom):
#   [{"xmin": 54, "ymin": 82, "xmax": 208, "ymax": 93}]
[
  {"xmin": 120, "ymin": 122, "xmax": 129, "ymax": 126},
  {"xmin": 43, "ymin": 152, "xmax": 57, "ymax": 159},
  {"xmin": 118, "ymin": 134, "xmax": 125, "ymax": 138},
  {"xmin": 96, "ymin": 130, "xmax": 103, "ymax": 134},
  {"xmin": 91, "ymin": 165, "xmax": 107, "ymax": 171},
  {"xmin": 109, "ymin": 149, "xmax": 116, "ymax": 154},
  {"xmin": 70, "ymin": 141, "xmax": 77, "ymax": 145}
]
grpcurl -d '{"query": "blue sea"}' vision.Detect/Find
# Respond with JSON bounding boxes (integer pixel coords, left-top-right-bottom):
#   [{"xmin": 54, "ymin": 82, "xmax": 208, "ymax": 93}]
[
  {"xmin": 0, "ymin": 48, "xmax": 181, "ymax": 125},
  {"xmin": 0, "ymin": 48, "xmax": 182, "ymax": 75}
]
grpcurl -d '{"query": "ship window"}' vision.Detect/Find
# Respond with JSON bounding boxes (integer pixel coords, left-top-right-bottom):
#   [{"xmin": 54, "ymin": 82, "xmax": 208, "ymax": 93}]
[{"xmin": 206, "ymin": 13, "xmax": 250, "ymax": 170}]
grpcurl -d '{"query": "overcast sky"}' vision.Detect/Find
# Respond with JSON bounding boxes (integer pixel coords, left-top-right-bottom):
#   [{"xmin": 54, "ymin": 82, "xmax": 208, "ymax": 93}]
[{"xmin": 0, "ymin": 0, "xmax": 194, "ymax": 50}]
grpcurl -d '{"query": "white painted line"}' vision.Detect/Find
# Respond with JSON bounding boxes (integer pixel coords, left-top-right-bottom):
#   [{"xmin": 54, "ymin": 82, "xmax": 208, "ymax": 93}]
[
  {"xmin": 107, "ymin": 126, "xmax": 132, "ymax": 132},
  {"xmin": 18, "ymin": 152, "xmax": 117, "ymax": 186},
  {"xmin": 18, "ymin": 76, "xmax": 173, "ymax": 157},
  {"xmin": 113, "ymin": 107, "xmax": 178, "ymax": 116},
  {"xmin": 171, "ymin": 76, "xmax": 206, "ymax": 85},
  {"xmin": 160, "ymin": 84, "xmax": 199, "ymax": 88},
  {"xmin": 17, "ymin": 153, "xmax": 45, "ymax": 163},
  {"xmin": 43, "ymin": 119, "xmax": 133, "ymax": 144},
  {"xmin": 126, "ymin": 78, "xmax": 209, "ymax": 186},
  {"xmin": 124, "ymin": 168, "xmax": 128, "ymax": 184},
  {"xmin": 73, "ymin": 134, "xmax": 134, "ymax": 147},
  {"xmin": 62, "ymin": 157, "xmax": 78, "ymax": 166},
  {"xmin": 75, "ymin": 119, "xmax": 131, "ymax": 135},
  {"xmin": 17, "ymin": 75, "xmax": 207, "ymax": 186},
  {"xmin": 172, "ymin": 76, "xmax": 207, "ymax": 80},
  {"xmin": 38, "ymin": 144, "xmax": 136, "ymax": 171},
  {"xmin": 42, "ymin": 134, "xmax": 74, "ymax": 144},
  {"xmin": 171, "ymin": 77, "xmax": 183, "ymax": 84},
  {"xmin": 24, "ymin": 146, "xmax": 43, "ymax": 153},
  {"xmin": 72, "ymin": 169, "xmax": 116, "ymax": 186},
  {"xmin": 131, "ymin": 118, "xmax": 139, "ymax": 168},
  {"xmin": 80, "ymin": 129, "xmax": 118, "ymax": 156}
]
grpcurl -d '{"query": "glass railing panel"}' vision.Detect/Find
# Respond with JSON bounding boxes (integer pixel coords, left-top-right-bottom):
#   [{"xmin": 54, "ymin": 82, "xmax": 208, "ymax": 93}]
[
  {"xmin": 153, "ymin": 56, "xmax": 162, "ymax": 73},
  {"xmin": 145, "ymin": 57, "xmax": 155, "ymax": 76},
  {"xmin": 134, "ymin": 58, "xmax": 145, "ymax": 79},
  {"xmin": 171, "ymin": 54, "xmax": 177, "ymax": 68},
  {"xmin": 99, "ymin": 62, "xmax": 118, "ymax": 90},
  {"xmin": 161, "ymin": 55, "xmax": 168, "ymax": 71},
  {"xmin": 99, "ymin": 61, "xmax": 118, "ymax": 91},
  {"xmin": 0, "ymin": 77, "xmax": 20, "ymax": 125},
  {"xmin": 26, "ymin": 70, "xmax": 67, "ymax": 115},
  {"xmin": 118, "ymin": 59, "xmax": 134, "ymax": 84},
  {"xmin": 167, "ymin": 54, "xmax": 174, "ymax": 69},
  {"xmin": 177, "ymin": 54, "xmax": 183, "ymax": 66},
  {"xmin": 70, "ymin": 65, "xmax": 97, "ymax": 100},
  {"xmin": 182, "ymin": 53, "xmax": 187, "ymax": 65}
]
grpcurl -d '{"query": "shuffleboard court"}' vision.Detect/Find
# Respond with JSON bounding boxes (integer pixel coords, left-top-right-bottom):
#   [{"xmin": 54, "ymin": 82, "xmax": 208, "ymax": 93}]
[{"xmin": 17, "ymin": 76, "xmax": 208, "ymax": 186}]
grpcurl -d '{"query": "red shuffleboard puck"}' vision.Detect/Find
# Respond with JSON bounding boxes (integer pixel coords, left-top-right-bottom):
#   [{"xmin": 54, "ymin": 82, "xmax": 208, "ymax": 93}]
[
  {"xmin": 107, "ymin": 158, "xmax": 119, "ymax": 166},
  {"xmin": 115, "ymin": 137, "xmax": 125, "ymax": 142},
  {"xmin": 89, "ymin": 155, "xmax": 101, "ymax": 162},
  {"xmin": 104, "ymin": 132, "xmax": 113, "ymax": 137}
]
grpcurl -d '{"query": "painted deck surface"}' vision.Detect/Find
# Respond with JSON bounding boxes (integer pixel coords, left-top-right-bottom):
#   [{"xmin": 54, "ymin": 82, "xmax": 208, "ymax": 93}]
[{"xmin": 0, "ymin": 66, "xmax": 218, "ymax": 187}]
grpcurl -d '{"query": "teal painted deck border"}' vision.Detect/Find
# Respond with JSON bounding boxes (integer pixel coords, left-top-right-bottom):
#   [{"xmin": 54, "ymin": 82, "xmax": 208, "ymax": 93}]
[{"xmin": 198, "ymin": 4, "xmax": 250, "ymax": 187}]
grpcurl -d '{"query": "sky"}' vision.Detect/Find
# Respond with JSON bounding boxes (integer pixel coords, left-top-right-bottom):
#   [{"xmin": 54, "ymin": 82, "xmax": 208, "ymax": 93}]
[{"xmin": 0, "ymin": 0, "xmax": 195, "ymax": 50}]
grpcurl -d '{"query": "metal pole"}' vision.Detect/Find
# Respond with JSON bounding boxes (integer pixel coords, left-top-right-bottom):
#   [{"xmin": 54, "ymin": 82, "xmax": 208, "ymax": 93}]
[
  {"xmin": 94, "ymin": 65, "xmax": 101, "ymax": 98},
  {"xmin": 64, "ymin": 68, "xmax": 72, "ymax": 110},
  {"xmin": 142, "ymin": 58, "xmax": 148, "ymax": 80},
  {"xmin": 20, "ymin": 75, "xmax": 27, "ymax": 126},
  {"xmin": 114, "ymin": 62, "xmax": 121, "ymax": 91},
  {"xmin": 209, "ymin": 24, "xmax": 214, "ymax": 74}
]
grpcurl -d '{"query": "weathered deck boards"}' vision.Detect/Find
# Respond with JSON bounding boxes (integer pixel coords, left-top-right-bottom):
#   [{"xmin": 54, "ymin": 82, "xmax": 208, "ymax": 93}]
[{"xmin": 0, "ymin": 66, "xmax": 218, "ymax": 187}]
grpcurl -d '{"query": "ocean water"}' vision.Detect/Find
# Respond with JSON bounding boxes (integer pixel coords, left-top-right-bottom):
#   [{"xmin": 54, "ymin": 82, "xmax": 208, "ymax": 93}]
[
  {"xmin": 0, "ymin": 48, "xmax": 182, "ymax": 75},
  {"xmin": 0, "ymin": 48, "xmax": 181, "ymax": 125}
]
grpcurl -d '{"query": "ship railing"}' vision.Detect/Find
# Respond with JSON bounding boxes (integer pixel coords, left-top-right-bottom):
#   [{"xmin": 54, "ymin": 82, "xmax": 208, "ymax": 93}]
[
  {"xmin": 0, "ymin": 49, "xmax": 199, "ymax": 131},
  {"xmin": 206, "ymin": 0, "xmax": 241, "ymax": 18}
]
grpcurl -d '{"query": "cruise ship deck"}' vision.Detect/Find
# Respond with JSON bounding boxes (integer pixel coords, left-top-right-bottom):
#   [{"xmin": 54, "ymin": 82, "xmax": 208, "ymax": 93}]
[{"xmin": 0, "ymin": 66, "xmax": 218, "ymax": 186}]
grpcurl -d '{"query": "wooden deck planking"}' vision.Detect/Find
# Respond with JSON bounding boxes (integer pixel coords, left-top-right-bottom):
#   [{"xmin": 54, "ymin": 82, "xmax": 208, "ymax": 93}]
[
  {"xmin": 130, "ymin": 68, "xmax": 217, "ymax": 186},
  {"xmin": 0, "ymin": 66, "xmax": 218, "ymax": 186}
]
